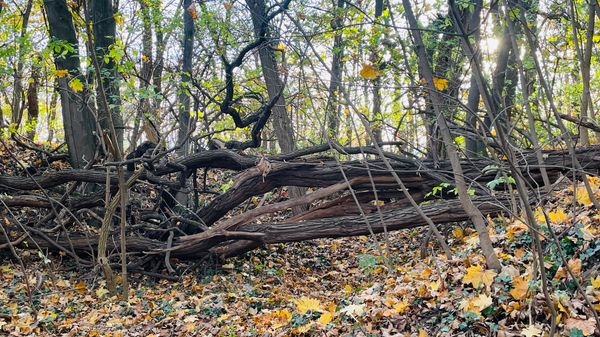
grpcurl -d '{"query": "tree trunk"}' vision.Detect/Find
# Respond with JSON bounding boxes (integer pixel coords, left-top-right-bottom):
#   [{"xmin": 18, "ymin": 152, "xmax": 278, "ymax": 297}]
[
  {"xmin": 130, "ymin": 0, "xmax": 159, "ymax": 150},
  {"xmin": 151, "ymin": 0, "xmax": 165, "ymax": 146},
  {"xmin": 370, "ymin": 0, "xmax": 384, "ymax": 144},
  {"xmin": 46, "ymin": 87, "xmax": 58, "ymax": 143},
  {"xmin": 246, "ymin": 0, "xmax": 306, "ymax": 214},
  {"xmin": 25, "ymin": 68, "xmax": 39, "ymax": 140},
  {"xmin": 177, "ymin": 0, "xmax": 194, "ymax": 155},
  {"xmin": 43, "ymin": 0, "xmax": 97, "ymax": 168},
  {"xmin": 325, "ymin": 0, "xmax": 345, "ymax": 139},
  {"xmin": 465, "ymin": 0, "xmax": 485, "ymax": 158},
  {"xmin": 91, "ymin": 0, "xmax": 123, "ymax": 151},
  {"xmin": 10, "ymin": 0, "xmax": 34, "ymax": 132}
]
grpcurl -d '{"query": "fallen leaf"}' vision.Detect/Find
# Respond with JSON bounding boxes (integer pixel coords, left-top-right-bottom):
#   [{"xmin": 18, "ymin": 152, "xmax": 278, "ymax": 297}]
[
  {"xmin": 521, "ymin": 324, "xmax": 542, "ymax": 337},
  {"xmin": 591, "ymin": 275, "xmax": 600, "ymax": 289},
  {"xmin": 548, "ymin": 209, "xmax": 569, "ymax": 224},
  {"xmin": 294, "ymin": 296, "xmax": 322, "ymax": 314},
  {"xmin": 555, "ymin": 259, "xmax": 582, "ymax": 279},
  {"xmin": 510, "ymin": 276, "xmax": 529, "ymax": 300},
  {"xmin": 463, "ymin": 265, "xmax": 497, "ymax": 288},
  {"xmin": 317, "ymin": 312, "xmax": 332, "ymax": 325},
  {"xmin": 564, "ymin": 318, "xmax": 596, "ymax": 336},
  {"xmin": 340, "ymin": 304, "xmax": 365, "ymax": 317}
]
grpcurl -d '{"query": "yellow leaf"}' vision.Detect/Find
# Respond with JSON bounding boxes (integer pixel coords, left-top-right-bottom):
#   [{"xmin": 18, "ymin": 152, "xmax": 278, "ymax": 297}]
[
  {"xmin": 534, "ymin": 207, "xmax": 546, "ymax": 224},
  {"xmin": 472, "ymin": 293, "xmax": 493, "ymax": 309},
  {"xmin": 276, "ymin": 42, "xmax": 287, "ymax": 51},
  {"xmin": 548, "ymin": 209, "xmax": 569, "ymax": 224},
  {"xmin": 452, "ymin": 227, "xmax": 464, "ymax": 239},
  {"xmin": 419, "ymin": 328, "xmax": 429, "ymax": 337},
  {"xmin": 56, "ymin": 279, "xmax": 69, "ymax": 288},
  {"xmin": 359, "ymin": 63, "xmax": 381, "ymax": 80},
  {"xmin": 420, "ymin": 267, "xmax": 432, "ymax": 279},
  {"xmin": 393, "ymin": 299, "xmax": 409, "ymax": 314},
  {"xmin": 509, "ymin": 276, "xmax": 529, "ymax": 300},
  {"xmin": 344, "ymin": 284, "xmax": 353, "ymax": 293},
  {"xmin": 575, "ymin": 187, "xmax": 592, "ymax": 206},
  {"xmin": 271, "ymin": 309, "xmax": 292, "ymax": 328},
  {"xmin": 95, "ymin": 287, "xmax": 109, "ymax": 298},
  {"xmin": 69, "ymin": 78, "xmax": 83, "ymax": 92},
  {"xmin": 463, "ymin": 265, "xmax": 497, "ymax": 288},
  {"xmin": 293, "ymin": 322, "xmax": 313, "ymax": 334},
  {"xmin": 55, "ymin": 69, "xmax": 69, "ymax": 78},
  {"xmin": 74, "ymin": 280, "xmax": 87, "ymax": 294},
  {"xmin": 317, "ymin": 312, "xmax": 332, "ymax": 325},
  {"xmin": 294, "ymin": 296, "xmax": 322, "ymax": 314},
  {"xmin": 591, "ymin": 275, "xmax": 600, "ymax": 289},
  {"xmin": 507, "ymin": 220, "xmax": 528, "ymax": 241},
  {"xmin": 433, "ymin": 77, "xmax": 448, "ymax": 91},
  {"xmin": 371, "ymin": 199, "xmax": 385, "ymax": 206},
  {"xmin": 461, "ymin": 293, "xmax": 493, "ymax": 316},
  {"xmin": 113, "ymin": 12, "xmax": 124, "ymax": 25}
]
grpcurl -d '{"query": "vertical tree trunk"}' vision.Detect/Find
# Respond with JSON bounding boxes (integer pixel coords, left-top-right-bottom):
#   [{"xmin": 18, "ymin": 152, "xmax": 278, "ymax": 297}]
[
  {"xmin": 325, "ymin": 0, "xmax": 345, "ymax": 139},
  {"xmin": 177, "ymin": 0, "xmax": 194, "ymax": 155},
  {"xmin": 246, "ymin": 0, "xmax": 295, "ymax": 152},
  {"xmin": 43, "ymin": 0, "xmax": 97, "ymax": 168},
  {"xmin": 91, "ymin": 0, "xmax": 123, "ymax": 151},
  {"xmin": 130, "ymin": 0, "xmax": 159, "ymax": 150},
  {"xmin": 570, "ymin": 0, "xmax": 597, "ymax": 144},
  {"xmin": 10, "ymin": 0, "xmax": 34, "ymax": 131},
  {"xmin": 25, "ymin": 68, "xmax": 39, "ymax": 140},
  {"xmin": 46, "ymin": 88, "xmax": 58, "ymax": 143},
  {"xmin": 464, "ymin": 0, "xmax": 485, "ymax": 158},
  {"xmin": 152, "ymin": 1, "xmax": 165, "ymax": 146},
  {"xmin": 370, "ymin": 0, "xmax": 384, "ymax": 144},
  {"xmin": 246, "ymin": 0, "xmax": 305, "ymax": 213}
]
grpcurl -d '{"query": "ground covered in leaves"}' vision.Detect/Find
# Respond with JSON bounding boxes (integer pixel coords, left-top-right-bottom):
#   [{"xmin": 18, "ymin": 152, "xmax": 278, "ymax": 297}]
[{"xmin": 1, "ymin": 179, "xmax": 600, "ymax": 336}]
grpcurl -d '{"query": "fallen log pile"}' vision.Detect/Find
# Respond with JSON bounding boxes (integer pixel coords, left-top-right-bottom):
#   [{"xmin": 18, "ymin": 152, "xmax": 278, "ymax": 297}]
[{"xmin": 1, "ymin": 144, "xmax": 599, "ymax": 273}]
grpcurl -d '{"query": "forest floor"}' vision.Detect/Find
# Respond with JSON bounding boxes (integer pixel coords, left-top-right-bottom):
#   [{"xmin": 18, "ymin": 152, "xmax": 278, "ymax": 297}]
[{"xmin": 1, "ymin": 174, "xmax": 600, "ymax": 336}]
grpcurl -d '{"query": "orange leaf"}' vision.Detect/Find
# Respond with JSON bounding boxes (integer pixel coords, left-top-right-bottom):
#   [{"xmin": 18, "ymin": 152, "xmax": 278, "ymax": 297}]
[
  {"xmin": 359, "ymin": 64, "xmax": 381, "ymax": 80},
  {"xmin": 188, "ymin": 4, "xmax": 199, "ymax": 20}
]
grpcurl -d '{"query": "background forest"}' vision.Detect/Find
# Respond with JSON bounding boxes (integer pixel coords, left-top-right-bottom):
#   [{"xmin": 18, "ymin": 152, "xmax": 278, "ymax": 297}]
[{"xmin": 1, "ymin": 0, "xmax": 600, "ymax": 336}]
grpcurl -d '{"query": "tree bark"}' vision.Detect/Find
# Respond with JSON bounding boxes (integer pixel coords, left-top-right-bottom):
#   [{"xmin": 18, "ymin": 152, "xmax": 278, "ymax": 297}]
[
  {"xmin": 464, "ymin": 0, "xmax": 485, "ymax": 158},
  {"xmin": 10, "ymin": 0, "xmax": 34, "ymax": 132},
  {"xmin": 246, "ymin": 0, "xmax": 306, "ymax": 214},
  {"xmin": 325, "ymin": 0, "xmax": 345, "ymax": 139},
  {"xmin": 177, "ymin": 0, "xmax": 194, "ymax": 155},
  {"xmin": 25, "ymin": 67, "xmax": 39, "ymax": 140},
  {"xmin": 43, "ymin": 0, "xmax": 97, "ymax": 168},
  {"xmin": 91, "ymin": 0, "xmax": 124, "ymax": 150}
]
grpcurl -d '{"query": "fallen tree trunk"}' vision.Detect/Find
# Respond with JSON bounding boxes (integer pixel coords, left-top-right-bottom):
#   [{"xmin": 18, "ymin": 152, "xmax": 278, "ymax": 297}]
[
  {"xmin": 7, "ymin": 193, "xmax": 516, "ymax": 261},
  {"xmin": 194, "ymin": 145, "xmax": 600, "ymax": 226}
]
